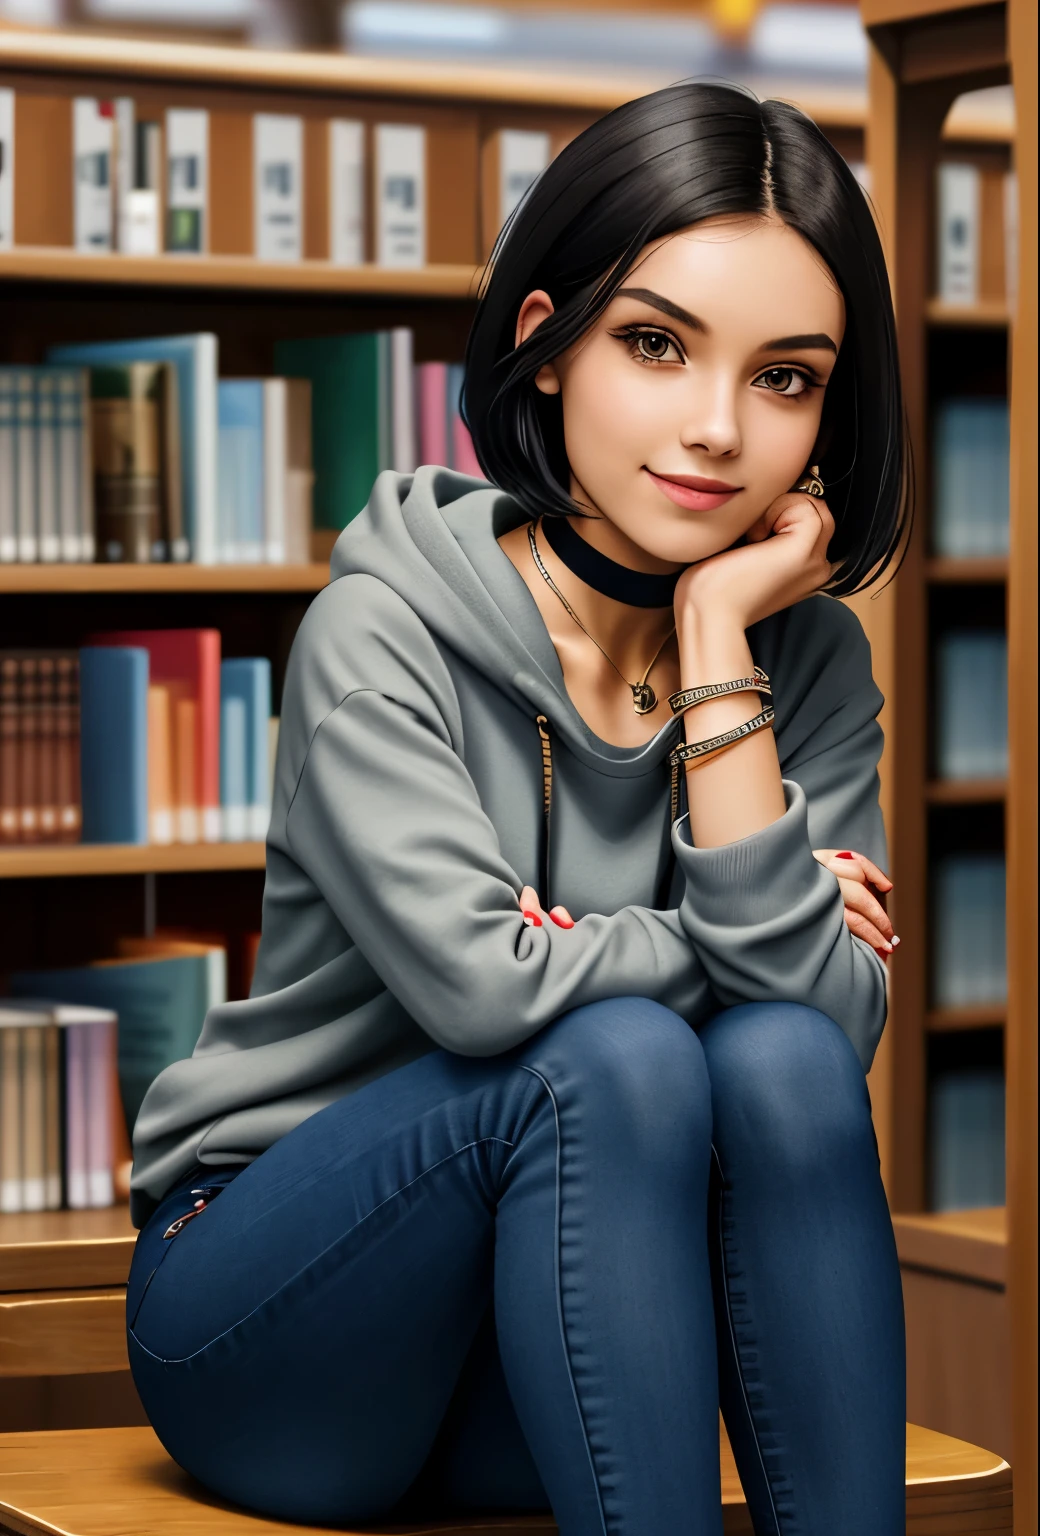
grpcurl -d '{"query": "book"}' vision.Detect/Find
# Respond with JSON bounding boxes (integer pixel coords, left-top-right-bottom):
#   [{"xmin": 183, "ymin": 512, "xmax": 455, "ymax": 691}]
[
  {"xmin": 113, "ymin": 96, "xmax": 135, "ymax": 255},
  {"xmin": 0, "ymin": 370, "xmax": 13, "ymax": 561},
  {"xmin": 217, "ymin": 380, "xmax": 264, "ymax": 563},
  {"xmin": 55, "ymin": 653, "xmax": 82, "ymax": 842},
  {"xmin": 79, "ymin": 645, "xmax": 150, "ymax": 844},
  {"xmin": 48, "ymin": 333, "xmax": 216, "ymax": 564},
  {"xmin": 89, "ymin": 627, "xmax": 222, "ymax": 843},
  {"xmin": 936, "ymin": 162, "xmax": 980, "ymax": 304},
  {"xmin": 417, "ymin": 362, "xmax": 449, "ymax": 467},
  {"xmin": 496, "ymin": 128, "xmax": 550, "ymax": 231},
  {"xmin": 89, "ymin": 362, "xmax": 166, "ymax": 563},
  {"xmin": 934, "ymin": 630, "xmax": 1008, "ymax": 780},
  {"xmin": 147, "ymin": 682, "xmax": 174, "ymax": 845},
  {"xmin": 73, "ymin": 97, "xmax": 115, "ymax": 253},
  {"xmin": 166, "ymin": 108, "xmax": 208, "ymax": 254},
  {"xmin": 329, "ymin": 119, "xmax": 365, "ymax": 265},
  {"xmin": 35, "ymin": 372, "xmax": 60, "ymax": 562},
  {"xmin": 123, "ymin": 118, "xmax": 163, "ymax": 257},
  {"xmin": 931, "ymin": 852, "xmax": 1006, "ymax": 1008},
  {"xmin": 254, "ymin": 113, "xmax": 303, "ymax": 262},
  {"xmin": 220, "ymin": 658, "xmax": 272, "ymax": 840},
  {"xmin": 274, "ymin": 333, "xmax": 383, "ymax": 532},
  {"xmin": 0, "ymin": 653, "xmax": 17, "ymax": 843},
  {"xmin": 448, "ymin": 363, "xmax": 483, "ymax": 478},
  {"xmin": 0, "ymin": 87, "xmax": 12, "ymax": 251},
  {"xmin": 390, "ymin": 327, "xmax": 416, "ymax": 474},
  {"xmin": 56, "ymin": 368, "xmax": 92, "ymax": 562},
  {"xmin": 0, "ymin": 1013, "xmax": 23, "ymax": 1212},
  {"xmin": 14, "ymin": 369, "xmax": 35, "ymax": 562},
  {"xmin": 928, "ymin": 1067, "xmax": 1005, "ymax": 1211},
  {"xmin": 11, "ymin": 946, "xmax": 224, "ymax": 1136},
  {"xmin": 931, "ymin": 396, "xmax": 1009, "ymax": 556},
  {"xmin": 374, "ymin": 123, "xmax": 426, "ymax": 268}
]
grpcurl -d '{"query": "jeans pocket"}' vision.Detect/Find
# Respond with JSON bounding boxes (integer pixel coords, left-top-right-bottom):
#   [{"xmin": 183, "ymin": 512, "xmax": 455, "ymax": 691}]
[{"xmin": 127, "ymin": 1167, "xmax": 242, "ymax": 1333}]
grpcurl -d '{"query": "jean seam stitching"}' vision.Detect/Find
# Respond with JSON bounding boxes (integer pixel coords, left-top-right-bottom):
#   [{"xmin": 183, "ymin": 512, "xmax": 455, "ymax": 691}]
[
  {"xmin": 519, "ymin": 1064, "xmax": 609, "ymax": 1536},
  {"xmin": 129, "ymin": 1135, "xmax": 515, "ymax": 1366},
  {"xmin": 712, "ymin": 1143, "xmax": 783, "ymax": 1536}
]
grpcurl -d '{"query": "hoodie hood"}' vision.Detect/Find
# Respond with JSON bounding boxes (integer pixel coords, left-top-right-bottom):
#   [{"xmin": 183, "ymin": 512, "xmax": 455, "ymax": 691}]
[{"xmin": 328, "ymin": 466, "xmax": 684, "ymax": 776}]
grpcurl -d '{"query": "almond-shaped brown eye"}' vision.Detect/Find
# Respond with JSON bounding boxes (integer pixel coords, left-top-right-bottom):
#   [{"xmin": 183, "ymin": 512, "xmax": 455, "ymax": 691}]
[
  {"xmin": 756, "ymin": 366, "xmax": 808, "ymax": 396},
  {"xmin": 637, "ymin": 331, "xmax": 673, "ymax": 361}
]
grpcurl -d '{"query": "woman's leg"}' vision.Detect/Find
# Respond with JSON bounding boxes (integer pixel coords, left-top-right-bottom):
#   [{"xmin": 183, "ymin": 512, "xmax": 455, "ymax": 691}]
[
  {"xmin": 698, "ymin": 1001, "xmax": 906, "ymax": 1536},
  {"xmin": 127, "ymin": 995, "xmax": 722, "ymax": 1535}
]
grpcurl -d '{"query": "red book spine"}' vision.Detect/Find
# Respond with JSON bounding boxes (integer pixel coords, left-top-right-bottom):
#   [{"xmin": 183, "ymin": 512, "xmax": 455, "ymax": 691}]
[
  {"xmin": 0, "ymin": 655, "xmax": 18, "ymax": 845},
  {"xmin": 17, "ymin": 657, "xmax": 39, "ymax": 844},
  {"xmin": 37, "ymin": 656, "xmax": 58, "ymax": 843},
  {"xmin": 55, "ymin": 654, "xmax": 82, "ymax": 844}
]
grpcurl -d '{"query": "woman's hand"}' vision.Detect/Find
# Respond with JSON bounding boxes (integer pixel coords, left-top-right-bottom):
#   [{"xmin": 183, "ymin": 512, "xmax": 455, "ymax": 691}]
[
  {"xmin": 813, "ymin": 848, "xmax": 899, "ymax": 960},
  {"xmin": 674, "ymin": 488, "xmax": 838, "ymax": 630},
  {"xmin": 519, "ymin": 885, "xmax": 574, "ymax": 929}
]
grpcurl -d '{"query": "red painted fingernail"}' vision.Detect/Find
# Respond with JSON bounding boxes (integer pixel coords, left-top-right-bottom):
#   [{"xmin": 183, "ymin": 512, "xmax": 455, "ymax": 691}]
[
  {"xmin": 550, "ymin": 912, "xmax": 574, "ymax": 928},
  {"xmin": 836, "ymin": 851, "xmax": 855, "ymax": 859},
  {"xmin": 521, "ymin": 910, "xmax": 542, "ymax": 927}
]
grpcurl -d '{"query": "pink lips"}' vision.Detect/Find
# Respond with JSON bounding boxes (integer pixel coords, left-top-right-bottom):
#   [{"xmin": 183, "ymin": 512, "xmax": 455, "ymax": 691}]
[{"xmin": 645, "ymin": 469, "xmax": 742, "ymax": 512}]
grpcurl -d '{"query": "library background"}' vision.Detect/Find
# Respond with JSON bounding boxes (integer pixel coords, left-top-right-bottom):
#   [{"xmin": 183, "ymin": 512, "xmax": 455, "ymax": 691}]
[{"xmin": 0, "ymin": 0, "xmax": 1035, "ymax": 1532}]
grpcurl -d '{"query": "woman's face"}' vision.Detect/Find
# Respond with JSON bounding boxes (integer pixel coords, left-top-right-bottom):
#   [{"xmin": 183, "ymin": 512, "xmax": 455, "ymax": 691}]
[{"xmin": 519, "ymin": 214, "xmax": 846, "ymax": 568}]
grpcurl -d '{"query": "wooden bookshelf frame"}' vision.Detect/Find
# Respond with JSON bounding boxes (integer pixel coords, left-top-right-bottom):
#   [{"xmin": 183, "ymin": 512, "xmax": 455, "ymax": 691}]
[{"xmin": 862, "ymin": 0, "xmax": 1036, "ymax": 1516}]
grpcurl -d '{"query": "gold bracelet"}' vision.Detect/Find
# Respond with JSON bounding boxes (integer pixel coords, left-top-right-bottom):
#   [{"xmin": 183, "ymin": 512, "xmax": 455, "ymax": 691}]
[
  {"xmin": 667, "ymin": 666, "xmax": 771, "ymax": 719},
  {"xmin": 668, "ymin": 706, "xmax": 775, "ymax": 769}
]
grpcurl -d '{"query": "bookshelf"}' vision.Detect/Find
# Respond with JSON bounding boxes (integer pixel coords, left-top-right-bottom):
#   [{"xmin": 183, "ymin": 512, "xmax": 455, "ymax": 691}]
[{"xmin": 861, "ymin": 0, "xmax": 1036, "ymax": 1509}]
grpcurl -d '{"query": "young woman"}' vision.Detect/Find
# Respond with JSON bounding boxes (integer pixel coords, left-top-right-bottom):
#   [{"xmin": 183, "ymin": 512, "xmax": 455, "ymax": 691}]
[{"xmin": 126, "ymin": 83, "xmax": 910, "ymax": 1536}]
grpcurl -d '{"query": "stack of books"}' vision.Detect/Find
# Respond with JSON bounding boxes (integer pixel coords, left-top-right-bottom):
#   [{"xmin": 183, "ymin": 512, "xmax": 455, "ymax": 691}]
[
  {"xmin": 0, "ymin": 637, "xmax": 274, "ymax": 847},
  {"xmin": 933, "ymin": 629, "xmax": 1008, "ymax": 779}
]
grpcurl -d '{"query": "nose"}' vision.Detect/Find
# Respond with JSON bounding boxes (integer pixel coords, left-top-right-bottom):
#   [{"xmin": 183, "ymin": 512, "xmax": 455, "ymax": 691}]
[{"xmin": 678, "ymin": 368, "xmax": 741, "ymax": 459}]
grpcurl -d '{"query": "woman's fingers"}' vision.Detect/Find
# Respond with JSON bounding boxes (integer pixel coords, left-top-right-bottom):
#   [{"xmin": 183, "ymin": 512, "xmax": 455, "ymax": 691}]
[
  {"xmin": 843, "ymin": 907, "xmax": 894, "ymax": 958},
  {"xmin": 838, "ymin": 878, "xmax": 899, "ymax": 949},
  {"xmin": 518, "ymin": 886, "xmax": 575, "ymax": 929},
  {"xmin": 813, "ymin": 847, "xmax": 894, "ymax": 893}
]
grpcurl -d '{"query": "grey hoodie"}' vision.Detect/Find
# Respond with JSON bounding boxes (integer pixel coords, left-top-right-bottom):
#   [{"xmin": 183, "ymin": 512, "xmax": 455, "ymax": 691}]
[{"xmin": 129, "ymin": 468, "xmax": 888, "ymax": 1228}]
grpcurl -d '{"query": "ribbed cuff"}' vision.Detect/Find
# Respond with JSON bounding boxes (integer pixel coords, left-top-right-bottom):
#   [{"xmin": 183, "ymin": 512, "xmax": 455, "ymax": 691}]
[{"xmin": 673, "ymin": 778, "xmax": 823, "ymax": 927}]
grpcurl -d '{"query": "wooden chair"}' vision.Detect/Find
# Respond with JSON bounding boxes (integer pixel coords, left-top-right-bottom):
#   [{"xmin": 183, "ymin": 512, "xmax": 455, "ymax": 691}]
[{"xmin": 0, "ymin": 1419, "xmax": 1012, "ymax": 1535}]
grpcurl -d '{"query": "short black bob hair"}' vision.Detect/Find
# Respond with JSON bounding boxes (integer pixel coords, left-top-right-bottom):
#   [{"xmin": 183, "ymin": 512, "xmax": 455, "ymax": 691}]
[{"xmin": 462, "ymin": 81, "xmax": 911, "ymax": 597}]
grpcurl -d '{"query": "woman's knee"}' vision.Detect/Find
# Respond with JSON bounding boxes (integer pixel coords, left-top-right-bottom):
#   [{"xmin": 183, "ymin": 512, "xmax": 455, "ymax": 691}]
[
  {"xmin": 698, "ymin": 1001, "xmax": 873, "ymax": 1168},
  {"xmin": 520, "ymin": 996, "xmax": 713, "ymax": 1158}
]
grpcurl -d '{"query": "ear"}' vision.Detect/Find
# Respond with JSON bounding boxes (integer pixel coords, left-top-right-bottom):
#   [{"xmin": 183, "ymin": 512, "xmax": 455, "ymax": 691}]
[{"xmin": 515, "ymin": 289, "xmax": 562, "ymax": 397}]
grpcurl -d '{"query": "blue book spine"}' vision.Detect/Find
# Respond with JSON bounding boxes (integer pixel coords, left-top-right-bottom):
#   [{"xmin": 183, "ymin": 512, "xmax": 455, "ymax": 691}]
[
  {"xmin": 220, "ymin": 657, "xmax": 271, "ymax": 839},
  {"xmin": 79, "ymin": 646, "xmax": 150, "ymax": 843},
  {"xmin": 217, "ymin": 380, "xmax": 264, "ymax": 564}
]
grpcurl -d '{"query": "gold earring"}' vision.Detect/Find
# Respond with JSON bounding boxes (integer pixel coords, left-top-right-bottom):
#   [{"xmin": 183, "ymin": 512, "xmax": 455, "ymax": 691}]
[{"xmin": 795, "ymin": 464, "xmax": 825, "ymax": 497}]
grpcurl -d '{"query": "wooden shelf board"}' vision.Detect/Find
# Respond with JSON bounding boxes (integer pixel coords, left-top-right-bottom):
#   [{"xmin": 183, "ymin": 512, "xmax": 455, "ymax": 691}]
[
  {"xmin": 0, "ymin": 562, "xmax": 330, "ymax": 594},
  {"xmin": 0, "ymin": 28, "xmax": 866, "ymax": 128},
  {"xmin": 0, "ymin": 842, "xmax": 266, "ymax": 879},
  {"xmin": 924, "ymin": 557, "xmax": 1008, "ymax": 584},
  {"xmin": 926, "ymin": 1004, "xmax": 1006, "ymax": 1032},
  {"xmin": 0, "ymin": 247, "xmax": 482, "ymax": 297},
  {"xmin": 893, "ymin": 1206, "xmax": 1007, "ymax": 1287},
  {"xmin": 925, "ymin": 298, "xmax": 1011, "ymax": 328},
  {"xmin": 861, "ymin": 0, "xmax": 1001, "ymax": 26},
  {"xmin": 925, "ymin": 778, "xmax": 1007, "ymax": 804},
  {"xmin": 0, "ymin": 1207, "xmax": 135, "ymax": 1292}
]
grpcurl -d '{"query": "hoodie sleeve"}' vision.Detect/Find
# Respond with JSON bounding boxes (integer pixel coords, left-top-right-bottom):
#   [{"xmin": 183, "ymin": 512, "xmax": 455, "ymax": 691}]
[
  {"xmin": 279, "ymin": 577, "xmax": 713, "ymax": 1057},
  {"xmin": 671, "ymin": 596, "xmax": 889, "ymax": 1071}
]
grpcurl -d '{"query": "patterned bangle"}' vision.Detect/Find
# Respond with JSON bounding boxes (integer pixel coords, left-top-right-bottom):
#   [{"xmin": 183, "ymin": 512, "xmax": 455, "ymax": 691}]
[
  {"xmin": 668, "ymin": 706, "xmax": 775, "ymax": 769},
  {"xmin": 667, "ymin": 666, "xmax": 771, "ymax": 718}
]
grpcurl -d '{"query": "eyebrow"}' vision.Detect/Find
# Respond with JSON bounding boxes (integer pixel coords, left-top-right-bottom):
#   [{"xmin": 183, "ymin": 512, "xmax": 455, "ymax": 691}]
[{"xmin": 614, "ymin": 288, "xmax": 838, "ymax": 356}]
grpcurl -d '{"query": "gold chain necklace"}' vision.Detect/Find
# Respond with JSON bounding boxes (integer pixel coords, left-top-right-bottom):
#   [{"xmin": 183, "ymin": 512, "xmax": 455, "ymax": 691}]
[{"xmin": 527, "ymin": 518, "xmax": 676, "ymax": 715}]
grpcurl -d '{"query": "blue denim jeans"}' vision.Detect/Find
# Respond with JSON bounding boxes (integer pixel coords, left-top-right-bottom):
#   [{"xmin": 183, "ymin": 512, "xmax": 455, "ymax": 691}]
[{"xmin": 126, "ymin": 997, "xmax": 906, "ymax": 1535}]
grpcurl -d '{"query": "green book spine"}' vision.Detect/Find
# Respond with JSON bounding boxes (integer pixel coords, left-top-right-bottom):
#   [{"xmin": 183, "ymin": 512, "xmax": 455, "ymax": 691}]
[{"xmin": 273, "ymin": 334, "xmax": 382, "ymax": 532}]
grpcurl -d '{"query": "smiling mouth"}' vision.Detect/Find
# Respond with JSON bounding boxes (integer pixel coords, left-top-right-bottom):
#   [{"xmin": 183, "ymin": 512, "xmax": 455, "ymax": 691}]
[{"xmin": 644, "ymin": 469, "xmax": 743, "ymax": 510}]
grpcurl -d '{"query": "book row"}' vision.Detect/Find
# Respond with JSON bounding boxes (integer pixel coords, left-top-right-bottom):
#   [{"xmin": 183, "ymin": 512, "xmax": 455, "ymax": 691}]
[
  {"xmin": 0, "ymin": 89, "xmax": 552, "ymax": 267},
  {"xmin": 928, "ymin": 1066, "xmax": 1004, "ymax": 1212},
  {"xmin": 931, "ymin": 397, "xmax": 1010, "ymax": 559},
  {"xmin": 0, "ymin": 1001, "xmax": 121, "ymax": 1213},
  {"xmin": 930, "ymin": 852, "xmax": 1006, "ymax": 1010},
  {"xmin": 0, "ymin": 640, "xmax": 276, "ymax": 847},
  {"xmin": 0, "ymin": 926, "xmax": 253, "ymax": 1210},
  {"xmin": 935, "ymin": 160, "xmax": 1018, "ymax": 307},
  {"xmin": 933, "ymin": 630, "xmax": 1008, "ymax": 780},
  {"xmin": 1, "ymin": 329, "xmax": 478, "ymax": 565}
]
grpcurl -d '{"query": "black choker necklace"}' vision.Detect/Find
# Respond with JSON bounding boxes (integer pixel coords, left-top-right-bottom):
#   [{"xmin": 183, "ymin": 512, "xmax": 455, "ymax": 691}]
[{"xmin": 540, "ymin": 515, "xmax": 682, "ymax": 607}]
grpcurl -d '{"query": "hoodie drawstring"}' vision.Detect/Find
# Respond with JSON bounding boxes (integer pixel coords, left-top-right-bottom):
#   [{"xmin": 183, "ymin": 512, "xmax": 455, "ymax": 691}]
[{"xmin": 533, "ymin": 714, "xmax": 680, "ymax": 916}]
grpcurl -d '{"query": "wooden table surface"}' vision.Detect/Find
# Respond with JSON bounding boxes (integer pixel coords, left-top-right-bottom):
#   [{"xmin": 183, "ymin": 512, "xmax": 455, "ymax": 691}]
[{"xmin": 0, "ymin": 1421, "xmax": 1011, "ymax": 1535}]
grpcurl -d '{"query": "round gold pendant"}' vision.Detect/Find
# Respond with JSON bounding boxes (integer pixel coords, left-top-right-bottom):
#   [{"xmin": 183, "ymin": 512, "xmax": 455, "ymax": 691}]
[{"xmin": 632, "ymin": 682, "xmax": 657, "ymax": 714}]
